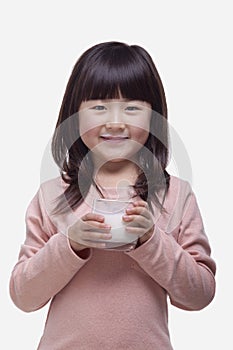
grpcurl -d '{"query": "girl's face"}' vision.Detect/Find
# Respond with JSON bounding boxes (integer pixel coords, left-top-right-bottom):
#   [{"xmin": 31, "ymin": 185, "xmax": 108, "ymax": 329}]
[{"xmin": 78, "ymin": 98, "xmax": 152, "ymax": 165}]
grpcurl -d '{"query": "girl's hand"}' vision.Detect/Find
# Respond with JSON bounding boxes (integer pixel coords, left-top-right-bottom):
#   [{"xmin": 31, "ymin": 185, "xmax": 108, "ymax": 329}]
[
  {"xmin": 68, "ymin": 213, "xmax": 112, "ymax": 252},
  {"xmin": 122, "ymin": 200, "xmax": 155, "ymax": 246}
]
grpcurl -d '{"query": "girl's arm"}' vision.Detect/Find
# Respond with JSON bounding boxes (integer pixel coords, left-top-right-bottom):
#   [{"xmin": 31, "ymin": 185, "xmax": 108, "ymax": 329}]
[
  {"xmin": 9, "ymin": 189, "xmax": 92, "ymax": 312},
  {"xmin": 125, "ymin": 187, "xmax": 216, "ymax": 311}
]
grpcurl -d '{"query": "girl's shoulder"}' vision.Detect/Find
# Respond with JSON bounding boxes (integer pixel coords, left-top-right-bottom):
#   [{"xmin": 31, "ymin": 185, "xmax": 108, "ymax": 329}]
[
  {"xmin": 159, "ymin": 175, "xmax": 195, "ymax": 234},
  {"xmin": 38, "ymin": 176, "xmax": 68, "ymax": 216},
  {"xmin": 166, "ymin": 174, "xmax": 194, "ymax": 209},
  {"xmin": 39, "ymin": 175, "xmax": 70, "ymax": 201},
  {"xmin": 167, "ymin": 175, "xmax": 193, "ymax": 195},
  {"xmin": 38, "ymin": 176, "xmax": 77, "ymax": 235}
]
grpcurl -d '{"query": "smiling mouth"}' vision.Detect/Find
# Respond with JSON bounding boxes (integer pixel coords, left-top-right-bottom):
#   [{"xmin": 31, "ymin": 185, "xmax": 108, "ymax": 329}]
[{"xmin": 100, "ymin": 135, "xmax": 129, "ymax": 141}]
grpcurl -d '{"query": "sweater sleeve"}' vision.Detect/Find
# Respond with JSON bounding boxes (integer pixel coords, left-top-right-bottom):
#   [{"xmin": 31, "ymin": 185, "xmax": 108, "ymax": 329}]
[
  {"xmin": 125, "ymin": 189, "xmax": 216, "ymax": 311},
  {"xmin": 9, "ymin": 188, "xmax": 92, "ymax": 312}
]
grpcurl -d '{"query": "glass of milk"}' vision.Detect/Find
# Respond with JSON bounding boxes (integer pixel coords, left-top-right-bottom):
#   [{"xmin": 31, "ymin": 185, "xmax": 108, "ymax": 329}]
[{"xmin": 92, "ymin": 198, "xmax": 138, "ymax": 248}]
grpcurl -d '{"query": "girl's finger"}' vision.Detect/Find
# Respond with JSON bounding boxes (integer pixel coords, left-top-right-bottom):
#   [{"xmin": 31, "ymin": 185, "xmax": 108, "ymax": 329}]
[
  {"xmin": 83, "ymin": 221, "xmax": 111, "ymax": 231},
  {"xmin": 82, "ymin": 213, "xmax": 105, "ymax": 222},
  {"xmin": 125, "ymin": 206, "xmax": 151, "ymax": 219},
  {"xmin": 123, "ymin": 215, "xmax": 149, "ymax": 228},
  {"xmin": 132, "ymin": 200, "xmax": 148, "ymax": 208}
]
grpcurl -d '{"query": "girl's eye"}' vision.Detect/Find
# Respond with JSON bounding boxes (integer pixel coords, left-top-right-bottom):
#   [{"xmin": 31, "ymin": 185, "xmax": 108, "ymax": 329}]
[
  {"xmin": 92, "ymin": 105, "xmax": 106, "ymax": 111},
  {"xmin": 125, "ymin": 106, "xmax": 140, "ymax": 111}
]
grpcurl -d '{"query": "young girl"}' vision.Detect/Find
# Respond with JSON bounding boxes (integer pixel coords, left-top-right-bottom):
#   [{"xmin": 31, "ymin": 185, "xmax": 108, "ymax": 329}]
[{"xmin": 10, "ymin": 41, "xmax": 216, "ymax": 349}]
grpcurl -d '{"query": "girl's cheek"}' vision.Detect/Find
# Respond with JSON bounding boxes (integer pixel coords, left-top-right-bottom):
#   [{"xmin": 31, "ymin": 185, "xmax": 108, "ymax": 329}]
[
  {"xmin": 79, "ymin": 120, "xmax": 101, "ymax": 136},
  {"xmin": 131, "ymin": 128, "xmax": 149, "ymax": 145},
  {"xmin": 80, "ymin": 130, "xmax": 100, "ymax": 150}
]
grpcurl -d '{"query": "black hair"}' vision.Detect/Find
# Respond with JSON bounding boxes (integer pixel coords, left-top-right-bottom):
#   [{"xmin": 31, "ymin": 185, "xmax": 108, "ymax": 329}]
[{"xmin": 52, "ymin": 41, "xmax": 170, "ymax": 213}]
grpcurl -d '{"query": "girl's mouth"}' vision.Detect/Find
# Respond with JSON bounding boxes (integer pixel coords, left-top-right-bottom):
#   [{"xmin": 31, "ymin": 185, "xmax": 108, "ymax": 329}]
[{"xmin": 100, "ymin": 135, "xmax": 129, "ymax": 142}]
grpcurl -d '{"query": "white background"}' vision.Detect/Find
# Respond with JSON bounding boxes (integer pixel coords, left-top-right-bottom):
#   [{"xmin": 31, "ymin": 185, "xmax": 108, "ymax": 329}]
[{"xmin": 1, "ymin": 1, "xmax": 232, "ymax": 349}]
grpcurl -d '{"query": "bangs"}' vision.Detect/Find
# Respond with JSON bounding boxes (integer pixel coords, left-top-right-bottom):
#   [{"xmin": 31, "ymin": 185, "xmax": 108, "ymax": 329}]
[{"xmin": 78, "ymin": 44, "xmax": 155, "ymax": 104}]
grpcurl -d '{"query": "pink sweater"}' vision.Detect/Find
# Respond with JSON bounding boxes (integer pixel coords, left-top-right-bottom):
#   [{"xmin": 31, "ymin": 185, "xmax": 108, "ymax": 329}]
[{"xmin": 9, "ymin": 176, "xmax": 216, "ymax": 349}]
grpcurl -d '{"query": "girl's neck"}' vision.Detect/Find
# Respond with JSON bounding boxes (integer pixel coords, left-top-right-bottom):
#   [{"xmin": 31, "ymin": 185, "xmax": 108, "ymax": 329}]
[{"xmin": 93, "ymin": 160, "xmax": 139, "ymax": 188}]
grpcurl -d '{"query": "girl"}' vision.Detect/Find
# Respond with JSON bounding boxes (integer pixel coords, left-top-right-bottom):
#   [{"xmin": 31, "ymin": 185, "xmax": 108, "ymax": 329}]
[{"xmin": 9, "ymin": 42, "xmax": 216, "ymax": 349}]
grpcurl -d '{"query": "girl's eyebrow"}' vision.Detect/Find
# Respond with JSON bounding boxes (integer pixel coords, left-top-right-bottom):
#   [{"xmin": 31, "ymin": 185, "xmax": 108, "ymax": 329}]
[{"xmin": 96, "ymin": 99, "xmax": 142, "ymax": 103}]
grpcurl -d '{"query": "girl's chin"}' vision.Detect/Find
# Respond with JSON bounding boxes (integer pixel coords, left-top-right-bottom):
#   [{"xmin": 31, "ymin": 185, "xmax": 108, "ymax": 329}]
[
  {"xmin": 93, "ymin": 156, "xmax": 137, "ymax": 167},
  {"xmin": 91, "ymin": 149, "xmax": 140, "ymax": 166},
  {"xmin": 107, "ymin": 157, "xmax": 127, "ymax": 162},
  {"xmin": 99, "ymin": 158, "xmax": 132, "ymax": 164}
]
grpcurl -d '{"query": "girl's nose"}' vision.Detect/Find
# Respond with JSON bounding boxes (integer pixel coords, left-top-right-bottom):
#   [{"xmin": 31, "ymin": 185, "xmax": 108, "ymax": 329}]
[
  {"xmin": 105, "ymin": 121, "xmax": 126, "ymax": 130},
  {"xmin": 105, "ymin": 110, "xmax": 126, "ymax": 130}
]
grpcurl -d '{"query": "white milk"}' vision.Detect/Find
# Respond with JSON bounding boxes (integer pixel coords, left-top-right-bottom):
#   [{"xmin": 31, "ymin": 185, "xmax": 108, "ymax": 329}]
[{"xmin": 92, "ymin": 199, "xmax": 138, "ymax": 244}]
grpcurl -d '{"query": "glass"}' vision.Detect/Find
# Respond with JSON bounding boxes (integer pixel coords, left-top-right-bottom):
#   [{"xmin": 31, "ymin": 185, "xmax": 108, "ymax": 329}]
[{"xmin": 92, "ymin": 198, "xmax": 138, "ymax": 251}]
